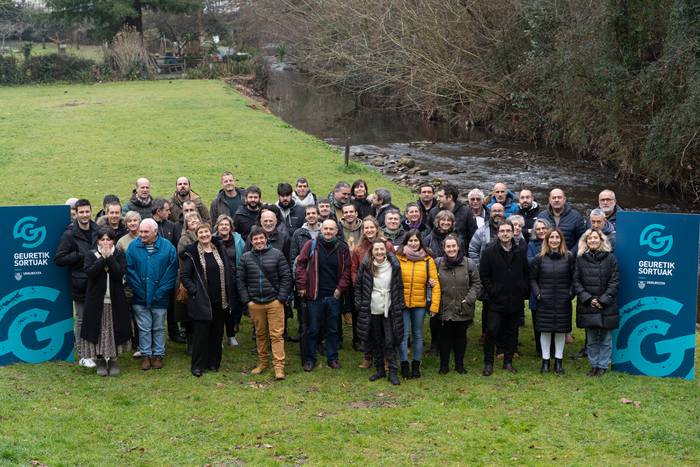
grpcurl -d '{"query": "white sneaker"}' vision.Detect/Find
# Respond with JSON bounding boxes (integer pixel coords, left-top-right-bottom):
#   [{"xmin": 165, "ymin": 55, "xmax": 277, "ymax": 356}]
[
  {"xmin": 228, "ymin": 336, "xmax": 239, "ymax": 347},
  {"xmin": 132, "ymin": 350, "xmax": 142, "ymax": 358},
  {"xmin": 79, "ymin": 357, "xmax": 96, "ymax": 368}
]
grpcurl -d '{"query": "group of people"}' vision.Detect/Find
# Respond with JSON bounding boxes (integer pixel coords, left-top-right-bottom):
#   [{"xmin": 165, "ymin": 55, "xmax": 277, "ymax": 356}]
[{"xmin": 57, "ymin": 173, "xmax": 622, "ymax": 383}]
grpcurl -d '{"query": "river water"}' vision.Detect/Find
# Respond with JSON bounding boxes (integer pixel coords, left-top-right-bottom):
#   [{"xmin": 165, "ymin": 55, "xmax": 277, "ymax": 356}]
[{"xmin": 265, "ymin": 68, "xmax": 692, "ymax": 213}]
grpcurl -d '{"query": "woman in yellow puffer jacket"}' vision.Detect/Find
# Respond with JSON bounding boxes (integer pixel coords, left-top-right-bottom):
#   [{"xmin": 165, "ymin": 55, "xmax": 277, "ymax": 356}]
[{"xmin": 395, "ymin": 229, "xmax": 441, "ymax": 379}]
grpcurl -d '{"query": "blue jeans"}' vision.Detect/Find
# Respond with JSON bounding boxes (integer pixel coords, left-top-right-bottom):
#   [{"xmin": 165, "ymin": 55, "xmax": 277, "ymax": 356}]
[
  {"xmin": 133, "ymin": 304, "xmax": 167, "ymax": 357},
  {"xmin": 304, "ymin": 296, "xmax": 341, "ymax": 364},
  {"xmin": 399, "ymin": 307, "xmax": 426, "ymax": 362},
  {"xmin": 586, "ymin": 328, "xmax": 612, "ymax": 369}
]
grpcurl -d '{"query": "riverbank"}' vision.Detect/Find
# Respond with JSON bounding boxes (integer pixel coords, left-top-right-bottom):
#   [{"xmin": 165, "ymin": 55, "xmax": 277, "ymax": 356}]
[{"xmin": 0, "ymin": 80, "xmax": 698, "ymax": 465}]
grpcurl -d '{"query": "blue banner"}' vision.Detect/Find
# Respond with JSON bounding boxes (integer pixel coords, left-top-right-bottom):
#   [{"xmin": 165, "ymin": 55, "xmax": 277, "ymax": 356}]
[
  {"xmin": 612, "ymin": 211, "xmax": 699, "ymax": 380},
  {"xmin": 0, "ymin": 206, "xmax": 74, "ymax": 365}
]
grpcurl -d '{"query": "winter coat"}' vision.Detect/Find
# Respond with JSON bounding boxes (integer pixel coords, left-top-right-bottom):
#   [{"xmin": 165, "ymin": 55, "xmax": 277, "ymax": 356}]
[
  {"xmin": 400, "ymin": 218, "xmax": 431, "ymax": 237},
  {"xmin": 424, "ymin": 229, "xmax": 452, "ymax": 259},
  {"xmin": 574, "ymin": 250, "xmax": 620, "ymax": 330},
  {"xmin": 529, "ymin": 252, "xmax": 575, "ymax": 333},
  {"xmin": 180, "ymin": 238, "xmax": 237, "ymax": 321},
  {"xmin": 396, "ymin": 254, "xmax": 441, "ymax": 313},
  {"xmin": 383, "ymin": 226, "xmax": 406, "ymax": 245},
  {"xmin": 169, "ymin": 190, "xmax": 211, "ymax": 224},
  {"xmin": 607, "ymin": 205, "xmax": 623, "ymax": 229},
  {"xmin": 216, "ymin": 233, "xmax": 245, "ymax": 267},
  {"xmin": 245, "ymin": 228, "xmax": 291, "ymax": 265},
  {"xmin": 352, "ymin": 198, "xmax": 373, "ymax": 220},
  {"xmin": 295, "ymin": 238, "xmax": 352, "ymax": 300},
  {"xmin": 479, "ymin": 241, "xmax": 529, "ymax": 315},
  {"xmin": 519, "ymin": 201, "xmax": 542, "ymax": 241},
  {"xmin": 354, "ymin": 254, "xmax": 405, "ymax": 346},
  {"xmin": 587, "ymin": 218, "xmax": 617, "ymax": 252},
  {"xmin": 468, "ymin": 220, "xmax": 499, "ymax": 266},
  {"xmin": 351, "ymin": 238, "xmax": 395, "ymax": 284},
  {"xmin": 121, "ymin": 191, "xmax": 152, "ymax": 219},
  {"xmin": 155, "ymin": 218, "xmax": 176, "ymax": 247},
  {"xmin": 419, "ymin": 199, "xmax": 438, "ymax": 227},
  {"xmin": 210, "ymin": 187, "xmax": 246, "ymax": 222},
  {"xmin": 233, "ymin": 204, "xmax": 261, "ymax": 240},
  {"xmin": 375, "ymin": 203, "xmax": 400, "ymax": 228},
  {"xmin": 428, "ymin": 200, "xmax": 478, "ymax": 248},
  {"xmin": 54, "ymin": 220, "xmax": 99, "ymax": 301},
  {"xmin": 276, "ymin": 200, "xmax": 306, "ymax": 235},
  {"xmin": 291, "ymin": 225, "xmax": 319, "ymax": 262},
  {"xmin": 96, "ymin": 216, "xmax": 128, "ymax": 240},
  {"xmin": 80, "ymin": 249, "xmax": 131, "ymax": 345},
  {"xmin": 436, "ymin": 256, "xmax": 481, "ymax": 322},
  {"xmin": 537, "ymin": 203, "xmax": 587, "ymax": 255},
  {"xmin": 125, "ymin": 235, "xmax": 178, "ymax": 308},
  {"xmin": 237, "ymin": 245, "xmax": 292, "ymax": 304},
  {"xmin": 526, "ymin": 238, "xmax": 543, "ymax": 310},
  {"xmin": 485, "ymin": 190, "xmax": 519, "ymax": 218}
]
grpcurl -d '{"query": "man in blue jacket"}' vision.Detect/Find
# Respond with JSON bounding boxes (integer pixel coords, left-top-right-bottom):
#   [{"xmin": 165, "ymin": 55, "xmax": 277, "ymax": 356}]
[
  {"xmin": 537, "ymin": 188, "xmax": 587, "ymax": 255},
  {"xmin": 126, "ymin": 218, "xmax": 178, "ymax": 371}
]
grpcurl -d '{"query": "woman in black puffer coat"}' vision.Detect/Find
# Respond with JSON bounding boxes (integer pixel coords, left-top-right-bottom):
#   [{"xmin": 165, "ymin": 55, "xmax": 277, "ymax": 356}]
[
  {"xmin": 573, "ymin": 228, "xmax": 619, "ymax": 377},
  {"xmin": 529, "ymin": 229, "xmax": 575, "ymax": 374},
  {"xmin": 355, "ymin": 239, "xmax": 405, "ymax": 385}
]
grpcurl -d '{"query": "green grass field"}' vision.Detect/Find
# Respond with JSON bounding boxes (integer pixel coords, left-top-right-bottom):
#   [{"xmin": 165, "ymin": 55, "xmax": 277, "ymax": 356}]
[
  {"xmin": 0, "ymin": 80, "xmax": 698, "ymax": 465},
  {"xmin": 2, "ymin": 41, "xmax": 104, "ymax": 62}
]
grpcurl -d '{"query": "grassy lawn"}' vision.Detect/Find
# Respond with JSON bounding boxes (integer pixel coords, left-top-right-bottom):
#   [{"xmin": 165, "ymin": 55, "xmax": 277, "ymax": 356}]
[
  {"xmin": 2, "ymin": 41, "xmax": 104, "ymax": 62},
  {"xmin": 0, "ymin": 80, "xmax": 698, "ymax": 465}
]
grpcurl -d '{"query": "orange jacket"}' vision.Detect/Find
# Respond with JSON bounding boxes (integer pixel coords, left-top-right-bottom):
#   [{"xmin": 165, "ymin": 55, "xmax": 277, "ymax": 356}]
[{"xmin": 397, "ymin": 254, "xmax": 441, "ymax": 314}]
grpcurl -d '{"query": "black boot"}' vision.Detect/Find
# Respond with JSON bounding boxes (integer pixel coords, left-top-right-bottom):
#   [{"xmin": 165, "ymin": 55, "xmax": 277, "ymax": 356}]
[
  {"xmin": 388, "ymin": 370, "xmax": 400, "ymax": 385},
  {"xmin": 400, "ymin": 361, "xmax": 411, "ymax": 379},
  {"xmin": 411, "ymin": 360, "xmax": 421, "ymax": 378},
  {"xmin": 540, "ymin": 359, "xmax": 550, "ymax": 374},
  {"xmin": 369, "ymin": 362, "xmax": 386, "ymax": 381},
  {"xmin": 554, "ymin": 358, "xmax": 564, "ymax": 375}
]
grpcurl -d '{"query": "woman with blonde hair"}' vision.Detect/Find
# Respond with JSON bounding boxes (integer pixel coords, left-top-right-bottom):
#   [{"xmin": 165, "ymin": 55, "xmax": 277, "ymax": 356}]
[
  {"xmin": 529, "ymin": 228, "xmax": 575, "ymax": 374},
  {"xmin": 573, "ymin": 229, "xmax": 619, "ymax": 377}
]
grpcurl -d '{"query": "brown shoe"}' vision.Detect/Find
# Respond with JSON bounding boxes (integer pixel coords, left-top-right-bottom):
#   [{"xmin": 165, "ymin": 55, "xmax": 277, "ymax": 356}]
[
  {"xmin": 151, "ymin": 357, "xmax": 163, "ymax": 369},
  {"xmin": 274, "ymin": 368, "xmax": 285, "ymax": 380},
  {"xmin": 358, "ymin": 359, "xmax": 372, "ymax": 369},
  {"xmin": 140, "ymin": 357, "xmax": 151, "ymax": 371},
  {"xmin": 251, "ymin": 363, "xmax": 269, "ymax": 375}
]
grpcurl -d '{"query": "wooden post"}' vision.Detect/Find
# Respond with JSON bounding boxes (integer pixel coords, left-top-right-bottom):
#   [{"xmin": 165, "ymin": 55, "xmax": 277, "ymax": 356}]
[{"xmin": 344, "ymin": 137, "xmax": 350, "ymax": 166}]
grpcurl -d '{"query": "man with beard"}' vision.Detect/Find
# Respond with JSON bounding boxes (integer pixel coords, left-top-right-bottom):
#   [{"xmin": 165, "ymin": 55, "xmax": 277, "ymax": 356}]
[
  {"xmin": 122, "ymin": 177, "xmax": 153, "ymax": 220},
  {"xmin": 372, "ymin": 188, "xmax": 399, "ymax": 228},
  {"xmin": 468, "ymin": 203, "xmax": 505, "ymax": 266},
  {"xmin": 210, "ymin": 171, "xmax": 245, "ymax": 222},
  {"xmin": 598, "ymin": 189, "xmax": 622, "ymax": 229},
  {"xmin": 339, "ymin": 203, "xmax": 363, "ymax": 252},
  {"xmin": 291, "ymin": 205, "xmax": 322, "ymax": 261},
  {"xmin": 292, "ymin": 177, "xmax": 317, "ymax": 208},
  {"xmin": 329, "ymin": 181, "xmax": 352, "ymax": 220},
  {"xmin": 55, "ymin": 198, "xmax": 99, "ymax": 368},
  {"xmin": 96, "ymin": 201, "xmax": 128, "ymax": 239},
  {"xmin": 151, "ymin": 199, "xmax": 176, "ymax": 245},
  {"xmin": 537, "ymin": 188, "xmax": 586, "ymax": 254},
  {"xmin": 480, "ymin": 220, "xmax": 528, "ymax": 376},
  {"xmin": 234, "ymin": 186, "xmax": 263, "ymax": 239},
  {"xmin": 417, "ymin": 184, "xmax": 438, "ymax": 224},
  {"xmin": 276, "ymin": 182, "xmax": 306, "ymax": 235},
  {"xmin": 382, "ymin": 209, "xmax": 406, "ymax": 245},
  {"xmin": 429, "ymin": 183, "xmax": 478, "ymax": 247},
  {"xmin": 169, "ymin": 177, "xmax": 210, "ymax": 224},
  {"xmin": 518, "ymin": 189, "xmax": 541, "ymax": 241}
]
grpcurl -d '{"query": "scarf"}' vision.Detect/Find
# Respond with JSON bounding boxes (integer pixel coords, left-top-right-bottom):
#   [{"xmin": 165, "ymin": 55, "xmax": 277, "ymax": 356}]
[
  {"xmin": 402, "ymin": 245, "xmax": 426, "ymax": 261},
  {"xmin": 443, "ymin": 250, "xmax": 465, "ymax": 269},
  {"xmin": 197, "ymin": 242, "xmax": 228, "ymax": 309},
  {"xmin": 320, "ymin": 236, "xmax": 338, "ymax": 248}
]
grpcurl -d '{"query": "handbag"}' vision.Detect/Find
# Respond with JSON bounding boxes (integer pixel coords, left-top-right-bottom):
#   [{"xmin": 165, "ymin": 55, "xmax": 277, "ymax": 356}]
[{"xmin": 176, "ymin": 282, "xmax": 189, "ymax": 303}]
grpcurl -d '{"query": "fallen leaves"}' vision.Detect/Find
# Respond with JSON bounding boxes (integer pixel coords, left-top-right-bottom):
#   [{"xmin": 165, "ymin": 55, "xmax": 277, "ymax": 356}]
[{"xmin": 620, "ymin": 398, "xmax": 641, "ymax": 409}]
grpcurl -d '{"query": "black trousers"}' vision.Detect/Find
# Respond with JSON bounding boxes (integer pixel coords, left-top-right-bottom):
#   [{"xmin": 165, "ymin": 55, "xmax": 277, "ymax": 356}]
[
  {"xmin": 429, "ymin": 315, "xmax": 441, "ymax": 349},
  {"xmin": 370, "ymin": 314, "xmax": 397, "ymax": 372},
  {"xmin": 484, "ymin": 309, "xmax": 518, "ymax": 365},
  {"xmin": 439, "ymin": 320, "xmax": 469, "ymax": 370},
  {"xmin": 167, "ymin": 289, "xmax": 179, "ymax": 338},
  {"xmin": 191, "ymin": 304, "xmax": 225, "ymax": 371}
]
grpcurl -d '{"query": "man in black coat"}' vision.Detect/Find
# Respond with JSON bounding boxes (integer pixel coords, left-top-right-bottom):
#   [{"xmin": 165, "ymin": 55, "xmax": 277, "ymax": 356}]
[
  {"xmin": 276, "ymin": 182, "xmax": 306, "ymax": 236},
  {"xmin": 429, "ymin": 183, "xmax": 478, "ymax": 247},
  {"xmin": 537, "ymin": 188, "xmax": 586, "ymax": 255},
  {"xmin": 54, "ymin": 198, "xmax": 99, "ymax": 368},
  {"xmin": 210, "ymin": 171, "xmax": 246, "ymax": 222},
  {"xmin": 479, "ymin": 220, "xmax": 529, "ymax": 376},
  {"xmin": 237, "ymin": 226, "xmax": 292, "ymax": 380},
  {"xmin": 518, "ymin": 189, "xmax": 541, "ymax": 242},
  {"xmin": 233, "ymin": 186, "xmax": 263, "ymax": 240}
]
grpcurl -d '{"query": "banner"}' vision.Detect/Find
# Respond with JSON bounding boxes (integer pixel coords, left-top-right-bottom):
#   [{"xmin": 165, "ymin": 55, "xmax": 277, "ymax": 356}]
[
  {"xmin": 0, "ymin": 206, "xmax": 74, "ymax": 365},
  {"xmin": 612, "ymin": 211, "xmax": 699, "ymax": 380}
]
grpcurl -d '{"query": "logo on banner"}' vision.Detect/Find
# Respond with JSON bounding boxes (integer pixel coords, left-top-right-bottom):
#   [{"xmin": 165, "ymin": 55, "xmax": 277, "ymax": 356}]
[
  {"xmin": 13, "ymin": 216, "xmax": 47, "ymax": 249},
  {"xmin": 613, "ymin": 296, "xmax": 694, "ymax": 378},
  {"xmin": 0, "ymin": 286, "xmax": 73, "ymax": 364},
  {"xmin": 639, "ymin": 224, "xmax": 673, "ymax": 257}
]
